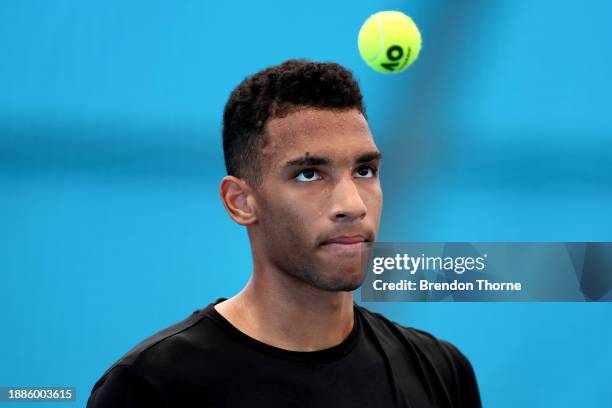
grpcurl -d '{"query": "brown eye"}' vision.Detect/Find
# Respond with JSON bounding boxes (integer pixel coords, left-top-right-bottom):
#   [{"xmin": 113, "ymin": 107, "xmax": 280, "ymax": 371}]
[
  {"xmin": 295, "ymin": 169, "xmax": 321, "ymax": 182},
  {"xmin": 355, "ymin": 166, "xmax": 376, "ymax": 178}
]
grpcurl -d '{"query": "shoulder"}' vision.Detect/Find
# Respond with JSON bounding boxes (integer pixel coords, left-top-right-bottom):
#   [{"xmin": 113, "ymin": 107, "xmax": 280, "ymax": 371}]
[
  {"xmin": 355, "ymin": 304, "xmax": 481, "ymax": 407},
  {"xmin": 101, "ymin": 308, "xmax": 205, "ymax": 373},
  {"xmin": 356, "ymin": 303, "xmax": 468, "ymax": 361},
  {"xmin": 87, "ymin": 364, "xmax": 164, "ymax": 407},
  {"xmin": 87, "ymin": 308, "xmax": 207, "ymax": 407}
]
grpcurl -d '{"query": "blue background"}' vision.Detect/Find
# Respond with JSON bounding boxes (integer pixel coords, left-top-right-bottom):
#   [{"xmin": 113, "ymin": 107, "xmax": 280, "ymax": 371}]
[{"xmin": 1, "ymin": 0, "xmax": 611, "ymax": 406}]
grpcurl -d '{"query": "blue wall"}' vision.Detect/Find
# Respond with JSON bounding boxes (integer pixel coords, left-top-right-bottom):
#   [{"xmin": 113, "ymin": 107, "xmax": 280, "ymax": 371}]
[{"xmin": 1, "ymin": 1, "xmax": 611, "ymax": 406}]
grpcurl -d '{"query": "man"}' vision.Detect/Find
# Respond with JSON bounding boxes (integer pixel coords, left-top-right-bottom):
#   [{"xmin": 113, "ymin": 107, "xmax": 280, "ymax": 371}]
[{"xmin": 87, "ymin": 60, "xmax": 481, "ymax": 407}]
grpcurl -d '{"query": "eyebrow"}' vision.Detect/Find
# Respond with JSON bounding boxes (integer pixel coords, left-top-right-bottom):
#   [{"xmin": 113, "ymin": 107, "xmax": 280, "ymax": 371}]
[
  {"xmin": 356, "ymin": 151, "xmax": 383, "ymax": 164},
  {"xmin": 284, "ymin": 151, "xmax": 383, "ymax": 168}
]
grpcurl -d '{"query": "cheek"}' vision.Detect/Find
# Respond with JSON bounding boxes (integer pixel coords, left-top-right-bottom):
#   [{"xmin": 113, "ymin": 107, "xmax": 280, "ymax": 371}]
[
  {"xmin": 376, "ymin": 189, "xmax": 383, "ymax": 212},
  {"xmin": 263, "ymin": 199, "xmax": 312, "ymax": 245},
  {"xmin": 364, "ymin": 184, "xmax": 383, "ymax": 214}
]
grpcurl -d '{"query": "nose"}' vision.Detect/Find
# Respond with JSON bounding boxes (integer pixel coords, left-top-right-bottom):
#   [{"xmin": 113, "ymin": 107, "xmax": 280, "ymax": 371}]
[{"xmin": 328, "ymin": 176, "xmax": 367, "ymax": 222}]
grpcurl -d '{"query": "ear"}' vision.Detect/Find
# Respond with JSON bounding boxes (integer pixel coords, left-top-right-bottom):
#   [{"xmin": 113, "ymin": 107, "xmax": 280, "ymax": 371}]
[{"xmin": 219, "ymin": 176, "xmax": 258, "ymax": 225}]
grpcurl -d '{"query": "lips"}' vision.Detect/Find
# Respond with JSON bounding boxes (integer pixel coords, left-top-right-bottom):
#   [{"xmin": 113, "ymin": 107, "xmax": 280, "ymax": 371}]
[
  {"xmin": 319, "ymin": 234, "xmax": 370, "ymax": 255},
  {"xmin": 321, "ymin": 235, "xmax": 368, "ymax": 245}
]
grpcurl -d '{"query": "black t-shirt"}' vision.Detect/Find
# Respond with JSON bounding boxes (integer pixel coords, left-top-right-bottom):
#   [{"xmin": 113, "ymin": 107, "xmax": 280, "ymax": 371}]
[{"xmin": 87, "ymin": 298, "xmax": 481, "ymax": 407}]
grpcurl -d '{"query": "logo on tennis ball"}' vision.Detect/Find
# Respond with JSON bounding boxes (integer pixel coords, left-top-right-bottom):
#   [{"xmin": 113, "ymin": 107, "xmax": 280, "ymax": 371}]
[
  {"xmin": 358, "ymin": 11, "xmax": 422, "ymax": 74},
  {"xmin": 381, "ymin": 45, "xmax": 412, "ymax": 72}
]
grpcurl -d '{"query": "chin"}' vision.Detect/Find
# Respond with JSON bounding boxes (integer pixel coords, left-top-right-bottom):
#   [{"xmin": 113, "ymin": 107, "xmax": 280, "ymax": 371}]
[{"xmin": 314, "ymin": 268, "xmax": 365, "ymax": 292}]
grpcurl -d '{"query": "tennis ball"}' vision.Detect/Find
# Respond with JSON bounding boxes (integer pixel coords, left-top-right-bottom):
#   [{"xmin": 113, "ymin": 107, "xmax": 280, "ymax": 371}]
[{"xmin": 358, "ymin": 11, "xmax": 422, "ymax": 74}]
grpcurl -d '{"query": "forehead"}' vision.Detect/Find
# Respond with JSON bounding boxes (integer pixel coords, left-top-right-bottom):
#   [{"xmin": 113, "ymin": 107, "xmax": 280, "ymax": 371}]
[{"xmin": 262, "ymin": 108, "xmax": 376, "ymax": 164}]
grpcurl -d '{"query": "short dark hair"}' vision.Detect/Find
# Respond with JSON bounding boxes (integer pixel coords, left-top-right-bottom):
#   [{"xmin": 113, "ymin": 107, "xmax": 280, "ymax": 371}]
[{"xmin": 222, "ymin": 59, "xmax": 366, "ymax": 186}]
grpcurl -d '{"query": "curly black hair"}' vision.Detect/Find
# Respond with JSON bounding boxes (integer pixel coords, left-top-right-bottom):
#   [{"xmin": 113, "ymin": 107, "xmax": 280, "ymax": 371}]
[{"xmin": 222, "ymin": 59, "xmax": 366, "ymax": 186}]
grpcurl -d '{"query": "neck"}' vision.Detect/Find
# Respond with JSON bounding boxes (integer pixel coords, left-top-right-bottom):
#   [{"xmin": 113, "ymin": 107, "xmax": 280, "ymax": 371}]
[{"xmin": 215, "ymin": 261, "xmax": 355, "ymax": 352}]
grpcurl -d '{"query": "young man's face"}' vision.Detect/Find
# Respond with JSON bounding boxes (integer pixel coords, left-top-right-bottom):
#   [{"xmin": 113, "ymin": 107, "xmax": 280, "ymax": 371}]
[{"xmin": 253, "ymin": 107, "xmax": 382, "ymax": 291}]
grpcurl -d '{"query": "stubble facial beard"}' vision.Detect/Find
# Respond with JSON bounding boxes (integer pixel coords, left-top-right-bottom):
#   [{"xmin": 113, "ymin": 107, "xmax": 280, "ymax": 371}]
[
  {"xmin": 275, "ymin": 250, "xmax": 365, "ymax": 293},
  {"xmin": 258, "ymin": 211, "xmax": 365, "ymax": 293},
  {"xmin": 288, "ymin": 254, "xmax": 365, "ymax": 292}
]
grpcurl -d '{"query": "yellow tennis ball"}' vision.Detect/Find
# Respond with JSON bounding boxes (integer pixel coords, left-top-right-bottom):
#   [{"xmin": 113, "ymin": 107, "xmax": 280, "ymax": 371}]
[{"xmin": 358, "ymin": 11, "xmax": 422, "ymax": 74}]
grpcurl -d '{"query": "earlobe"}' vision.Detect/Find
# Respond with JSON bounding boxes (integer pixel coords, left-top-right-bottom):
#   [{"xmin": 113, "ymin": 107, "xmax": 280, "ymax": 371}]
[{"xmin": 220, "ymin": 176, "xmax": 257, "ymax": 225}]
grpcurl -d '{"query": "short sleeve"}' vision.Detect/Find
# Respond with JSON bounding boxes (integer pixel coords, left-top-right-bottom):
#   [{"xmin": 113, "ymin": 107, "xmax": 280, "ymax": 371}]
[
  {"xmin": 440, "ymin": 340, "xmax": 482, "ymax": 408},
  {"xmin": 86, "ymin": 365, "xmax": 164, "ymax": 408}
]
